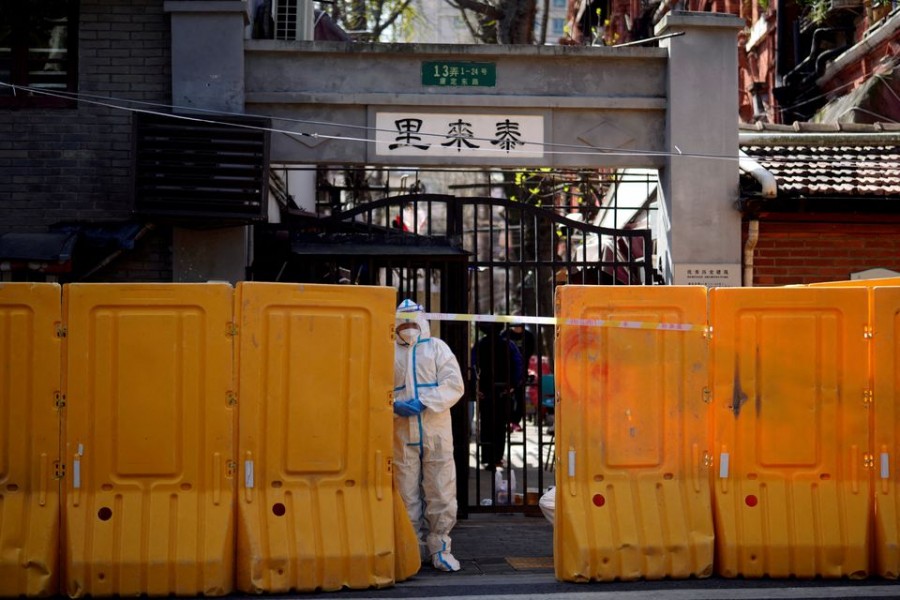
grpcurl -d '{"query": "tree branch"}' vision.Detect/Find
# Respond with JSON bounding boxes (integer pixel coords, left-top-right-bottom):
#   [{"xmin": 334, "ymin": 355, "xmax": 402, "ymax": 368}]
[
  {"xmin": 449, "ymin": 0, "xmax": 503, "ymax": 20},
  {"xmin": 371, "ymin": 0, "xmax": 415, "ymax": 37}
]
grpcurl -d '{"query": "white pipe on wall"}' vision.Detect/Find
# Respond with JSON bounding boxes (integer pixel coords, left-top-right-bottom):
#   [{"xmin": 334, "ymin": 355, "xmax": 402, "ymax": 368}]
[{"xmin": 743, "ymin": 219, "xmax": 760, "ymax": 287}]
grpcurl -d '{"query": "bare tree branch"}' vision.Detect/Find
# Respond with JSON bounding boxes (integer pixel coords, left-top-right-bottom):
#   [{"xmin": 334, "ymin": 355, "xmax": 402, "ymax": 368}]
[
  {"xmin": 371, "ymin": 0, "xmax": 416, "ymax": 37},
  {"xmin": 442, "ymin": 0, "xmax": 537, "ymax": 44},
  {"xmin": 451, "ymin": 0, "xmax": 503, "ymax": 19},
  {"xmin": 459, "ymin": 8, "xmax": 483, "ymax": 39},
  {"xmin": 443, "ymin": 0, "xmax": 487, "ymax": 40}
]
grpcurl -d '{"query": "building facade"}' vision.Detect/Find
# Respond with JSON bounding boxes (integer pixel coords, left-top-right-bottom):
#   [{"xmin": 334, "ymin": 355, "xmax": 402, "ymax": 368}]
[
  {"xmin": 12, "ymin": 3, "xmax": 898, "ymax": 290},
  {"xmin": 1, "ymin": 0, "xmax": 174, "ymax": 282},
  {"xmin": 739, "ymin": 122, "xmax": 900, "ymax": 285}
]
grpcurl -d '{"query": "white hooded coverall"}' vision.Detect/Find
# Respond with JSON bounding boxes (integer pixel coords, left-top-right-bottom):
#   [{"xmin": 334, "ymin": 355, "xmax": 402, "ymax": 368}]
[{"xmin": 393, "ymin": 300, "xmax": 465, "ymax": 571}]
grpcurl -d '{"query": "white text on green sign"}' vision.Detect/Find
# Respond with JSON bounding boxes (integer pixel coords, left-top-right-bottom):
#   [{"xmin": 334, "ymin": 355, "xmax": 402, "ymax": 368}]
[{"xmin": 422, "ymin": 62, "xmax": 497, "ymax": 87}]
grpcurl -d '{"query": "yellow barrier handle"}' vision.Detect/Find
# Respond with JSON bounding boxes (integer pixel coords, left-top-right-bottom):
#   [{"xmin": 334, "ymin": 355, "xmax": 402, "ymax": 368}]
[
  {"xmin": 692, "ymin": 444, "xmax": 701, "ymax": 494},
  {"xmin": 244, "ymin": 451, "xmax": 254, "ymax": 503},
  {"xmin": 719, "ymin": 446, "xmax": 728, "ymax": 494},
  {"xmin": 567, "ymin": 447, "xmax": 576, "ymax": 497},
  {"xmin": 882, "ymin": 445, "xmax": 890, "ymax": 495},
  {"xmin": 376, "ymin": 450, "xmax": 383, "ymax": 501},
  {"xmin": 213, "ymin": 452, "xmax": 222, "ymax": 506},
  {"xmin": 70, "ymin": 442, "xmax": 85, "ymax": 506},
  {"xmin": 39, "ymin": 452, "xmax": 48, "ymax": 507},
  {"xmin": 72, "ymin": 452, "xmax": 81, "ymax": 507}
]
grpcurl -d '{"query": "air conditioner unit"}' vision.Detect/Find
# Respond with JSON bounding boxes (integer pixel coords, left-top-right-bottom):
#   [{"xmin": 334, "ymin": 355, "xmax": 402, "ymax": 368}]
[{"xmin": 274, "ymin": 0, "xmax": 314, "ymax": 40}]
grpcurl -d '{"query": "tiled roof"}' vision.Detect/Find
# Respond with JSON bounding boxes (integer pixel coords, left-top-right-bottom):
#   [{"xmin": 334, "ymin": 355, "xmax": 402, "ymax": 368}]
[
  {"xmin": 739, "ymin": 123, "xmax": 900, "ymax": 197},
  {"xmin": 740, "ymin": 122, "xmax": 900, "ymax": 134}
]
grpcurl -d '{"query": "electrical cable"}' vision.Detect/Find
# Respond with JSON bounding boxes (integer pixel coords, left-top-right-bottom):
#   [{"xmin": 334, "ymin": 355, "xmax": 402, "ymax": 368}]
[
  {"xmin": 3, "ymin": 79, "xmax": 896, "ymax": 164},
  {"xmin": 0, "ymin": 80, "xmax": 746, "ymax": 161}
]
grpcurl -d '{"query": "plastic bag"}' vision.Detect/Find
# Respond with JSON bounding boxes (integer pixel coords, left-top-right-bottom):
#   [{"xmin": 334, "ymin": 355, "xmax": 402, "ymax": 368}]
[
  {"xmin": 539, "ymin": 486, "xmax": 556, "ymax": 525},
  {"xmin": 495, "ymin": 469, "xmax": 517, "ymax": 505}
]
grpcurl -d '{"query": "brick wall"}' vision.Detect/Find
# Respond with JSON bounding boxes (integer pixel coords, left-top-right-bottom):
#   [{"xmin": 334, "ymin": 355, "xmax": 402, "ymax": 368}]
[
  {"xmin": 1, "ymin": 0, "xmax": 172, "ymax": 280},
  {"xmin": 78, "ymin": 226, "xmax": 174, "ymax": 283},
  {"xmin": 749, "ymin": 220, "xmax": 900, "ymax": 286}
]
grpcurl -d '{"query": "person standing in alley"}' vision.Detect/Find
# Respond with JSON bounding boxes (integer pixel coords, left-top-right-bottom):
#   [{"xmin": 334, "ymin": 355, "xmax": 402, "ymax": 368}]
[
  {"xmin": 471, "ymin": 321, "xmax": 523, "ymax": 470},
  {"xmin": 502, "ymin": 321, "xmax": 535, "ymax": 432},
  {"xmin": 392, "ymin": 299, "xmax": 466, "ymax": 572}
]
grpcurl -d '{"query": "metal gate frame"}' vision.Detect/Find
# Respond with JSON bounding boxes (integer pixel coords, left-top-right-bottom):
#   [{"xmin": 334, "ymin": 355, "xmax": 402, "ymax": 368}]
[{"xmin": 257, "ymin": 192, "xmax": 655, "ymax": 514}]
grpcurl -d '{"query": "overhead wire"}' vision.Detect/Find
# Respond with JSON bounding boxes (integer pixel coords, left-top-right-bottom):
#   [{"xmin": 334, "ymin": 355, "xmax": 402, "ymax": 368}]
[
  {"xmin": 0, "ymin": 80, "xmax": 746, "ymax": 162},
  {"xmin": 3, "ymin": 79, "xmax": 897, "ymax": 165},
  {"xmin": 774, "ymin": 78, "xmax": 859, "ymax": 113}
]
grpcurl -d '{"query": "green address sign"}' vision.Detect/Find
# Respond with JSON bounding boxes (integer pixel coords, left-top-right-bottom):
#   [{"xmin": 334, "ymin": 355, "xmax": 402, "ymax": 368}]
[{"xmin": 422, "ymin": 61, "xmax": 496, "ymax": 87}]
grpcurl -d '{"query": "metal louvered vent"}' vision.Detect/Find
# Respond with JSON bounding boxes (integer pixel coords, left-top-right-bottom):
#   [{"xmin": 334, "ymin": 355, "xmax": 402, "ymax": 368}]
[{"xmin": 134, "ymin": 113, "xmax": 270, "ymax": 222}]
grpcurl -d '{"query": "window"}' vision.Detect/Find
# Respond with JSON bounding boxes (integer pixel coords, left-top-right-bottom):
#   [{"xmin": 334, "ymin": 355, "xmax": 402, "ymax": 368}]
[
  {"xmin": 551, "ymin": 17, "xmax": 565, "ymax": 35},
  {"xmin": 0, "ymin": 1, "xmax": 78, "ymax": 108},
  {"xmin": 552, "ymin": 0, "xmax": 567, "ymax": 8}
]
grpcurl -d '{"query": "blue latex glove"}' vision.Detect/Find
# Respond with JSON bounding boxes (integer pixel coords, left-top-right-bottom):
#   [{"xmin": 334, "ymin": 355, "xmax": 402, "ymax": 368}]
[{"xmin": 393, "ymin": 398, "xmax": 425, "ymax": 417}]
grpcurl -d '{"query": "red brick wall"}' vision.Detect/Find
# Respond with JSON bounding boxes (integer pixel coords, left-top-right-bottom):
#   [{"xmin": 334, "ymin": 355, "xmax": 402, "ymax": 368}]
[{"xmin": 748, "ymin": 220, "xmax": 900, "ymax": 286}]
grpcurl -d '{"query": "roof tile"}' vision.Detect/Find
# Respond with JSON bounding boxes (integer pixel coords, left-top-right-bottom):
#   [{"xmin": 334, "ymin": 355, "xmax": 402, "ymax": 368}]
[{"xmin": 740, "ymin": 138, "xmax": 900, "ymax": 197}]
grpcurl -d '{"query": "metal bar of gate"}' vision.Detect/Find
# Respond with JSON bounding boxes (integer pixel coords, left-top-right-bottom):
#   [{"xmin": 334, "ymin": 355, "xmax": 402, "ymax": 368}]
[{"xmin": 321, "ymin": 189, "xmax": 657, "ymax": 514}]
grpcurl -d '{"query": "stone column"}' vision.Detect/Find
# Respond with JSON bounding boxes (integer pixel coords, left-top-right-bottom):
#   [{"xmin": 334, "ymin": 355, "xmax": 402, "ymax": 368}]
[
  {"xmin": 165, "ymin": 1, "xmax": 247, "ymax": 112},
  {"xmin": 656, "ymin": 12, "xmax": 744, "ymax": 287},
  {"xmin": 164, "ymin": 1, "xmax": 250, "ymax": 283}
]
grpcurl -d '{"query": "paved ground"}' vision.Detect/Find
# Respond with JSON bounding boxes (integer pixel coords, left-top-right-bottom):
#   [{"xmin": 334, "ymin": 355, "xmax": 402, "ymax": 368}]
[
  {"xmin": 268, "ymin": 422, "xmax": 900, "ymax": 599},
  {"xmin": 289, "ymin": 514, "xmax": 900, "ymax": 600},
  {"xmin": 420, "ymin": 513, "xmax": 554, "ymax": 577}
]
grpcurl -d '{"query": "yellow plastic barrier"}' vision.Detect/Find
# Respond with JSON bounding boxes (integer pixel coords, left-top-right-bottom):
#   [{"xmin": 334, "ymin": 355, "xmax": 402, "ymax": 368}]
[
  {"xmin": 554, "ymin": 285, "xmax": 713, "ymax": 581},
  {"xmin": 393, "ymin": 483, "xmax": 421, "ymax": 582},
  {"xmin": 0, "ymin": 283, "xmax": 62, "ymax": 597},
  {"xmin": 235, "ymin": 283, "xmax": 398, "ymax": 592},
  {"xmin": 809, "ymin": 277, "xmax": 900, "ymax": 289},
  {"xmin": 62, "ymin": 283, "xmax": 235, "ymax": 597},
  {"xmin": 710, "ymin": 287, "xmax": 871, "ymax": 578},
  {"xmin": 872, "ymin": 286, "xmax": 900, "ymax": 578}
]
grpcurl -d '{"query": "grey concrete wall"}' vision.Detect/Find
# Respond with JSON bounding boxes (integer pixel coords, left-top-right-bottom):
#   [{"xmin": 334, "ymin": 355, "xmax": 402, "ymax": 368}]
[
  {"xmin": 172, "ymin": 226, "xmax": 248, "ymax": 283},
  {"xmin": 166, "ymin": 1, "xmax": 247, "ymax": 112},
  {"xmin": 656, "ymin": 12, "xmax": 744, "ymax": 283},
  {"xmin": 245, "ymin": 42, "xmax": 669, "ymax": 168}
]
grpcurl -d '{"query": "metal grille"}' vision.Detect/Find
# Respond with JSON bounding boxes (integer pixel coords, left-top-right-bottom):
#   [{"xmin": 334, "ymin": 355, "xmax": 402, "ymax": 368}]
[
  {"xmin": 263, "ymin": 172, "xmax": 659, "ymax": 513},
  {"xmin": 274, "ymin": 0, "xmax": 299, "ymax": 40},
  {"xmin": 134, "ymin": 113, "xmax": 270, "ymax": 221}
]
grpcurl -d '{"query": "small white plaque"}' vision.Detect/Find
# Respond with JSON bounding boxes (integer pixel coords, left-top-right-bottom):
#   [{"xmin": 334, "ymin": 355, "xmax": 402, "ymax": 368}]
[{"xmin": 674, "ymin": 263, "xmax": 741, "ymax": 287}]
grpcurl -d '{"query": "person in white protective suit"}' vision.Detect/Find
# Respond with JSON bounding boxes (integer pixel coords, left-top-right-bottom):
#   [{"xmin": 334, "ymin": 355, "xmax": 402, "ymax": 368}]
[{"xmin": 393, "ymin": 299, "xmax": 466, "ymax": 572}]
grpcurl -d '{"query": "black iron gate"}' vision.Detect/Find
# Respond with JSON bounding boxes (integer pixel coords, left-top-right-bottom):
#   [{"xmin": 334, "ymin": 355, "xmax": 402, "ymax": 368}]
[{"xmin": 255, "ymin": 191, "xmax": 656, "ymax": 515}]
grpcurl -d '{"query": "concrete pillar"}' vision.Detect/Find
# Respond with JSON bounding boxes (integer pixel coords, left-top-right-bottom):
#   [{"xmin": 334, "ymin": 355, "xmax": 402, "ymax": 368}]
[
  {"xmin": 172, "ymin": 227, "xmax": 250, "ymax": 283},
  {"xmin": 656, "ymin": 12, "xmax": 744, "ymax": 286},
  {"xmin": 164, "ymin": 1, "xmax": 250, "ymax": 283},
  {"xmin": 165, "ymin": 1, "xmax": 247, "ymax": 112}
]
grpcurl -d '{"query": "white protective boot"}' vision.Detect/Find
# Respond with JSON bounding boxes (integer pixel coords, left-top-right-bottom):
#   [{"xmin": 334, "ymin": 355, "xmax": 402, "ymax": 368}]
[{"xmin": 432, "ymin": 550, "xmax": 461, "ymax": 572}]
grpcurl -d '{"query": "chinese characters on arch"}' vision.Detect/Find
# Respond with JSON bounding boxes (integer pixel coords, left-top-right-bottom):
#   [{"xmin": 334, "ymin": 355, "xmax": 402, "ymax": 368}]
[{"xmin": 374, "ymin": 112, "xmax": 545, "ymax": 159}]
